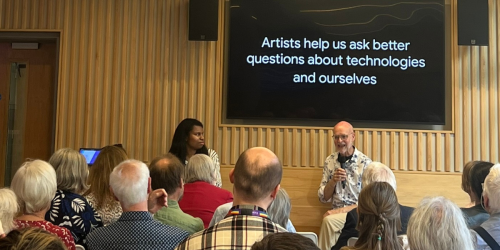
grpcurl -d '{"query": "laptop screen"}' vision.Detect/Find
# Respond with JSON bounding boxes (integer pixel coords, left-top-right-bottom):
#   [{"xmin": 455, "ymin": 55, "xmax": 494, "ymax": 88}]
[{"xmin": 79, "ymin": 148, "xmax": 101, "ymax": 165}]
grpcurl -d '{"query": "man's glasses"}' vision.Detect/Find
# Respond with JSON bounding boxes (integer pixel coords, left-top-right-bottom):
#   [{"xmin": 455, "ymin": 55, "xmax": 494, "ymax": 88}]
[{"xmin": 332, "ymin": 134, "xmax": 351, "ymax": 141}]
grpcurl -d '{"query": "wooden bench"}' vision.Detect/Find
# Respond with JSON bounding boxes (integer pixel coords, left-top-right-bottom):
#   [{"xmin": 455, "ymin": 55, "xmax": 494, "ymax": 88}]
[{"xmin": 221, "ymin": 166, "xmax": 469, "ymax": 235}]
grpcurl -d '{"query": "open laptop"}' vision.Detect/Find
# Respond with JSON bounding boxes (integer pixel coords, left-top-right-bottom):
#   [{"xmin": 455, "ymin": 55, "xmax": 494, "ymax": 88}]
[{"xmin": 79, "ymin": 148, "xmax": 101, "ymax": 166}]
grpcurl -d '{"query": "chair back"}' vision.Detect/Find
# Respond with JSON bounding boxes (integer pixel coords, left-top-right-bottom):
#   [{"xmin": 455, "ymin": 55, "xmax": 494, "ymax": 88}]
[{"xmin": 297, "ymin": 232, "xmax": 318, "ymax": 245}]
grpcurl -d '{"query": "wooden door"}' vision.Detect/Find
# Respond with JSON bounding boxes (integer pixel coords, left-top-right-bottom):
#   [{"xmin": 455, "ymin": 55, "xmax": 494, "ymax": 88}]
[{"xmin": 0, "ymin": 42, "xmax": 57, "ymax": 186}]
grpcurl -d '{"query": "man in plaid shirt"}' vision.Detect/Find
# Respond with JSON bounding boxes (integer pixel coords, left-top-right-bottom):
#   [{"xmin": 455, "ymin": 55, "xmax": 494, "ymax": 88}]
[{"xmin": 176, "ymin": 147, "xmax": 288, "ymax": 250}]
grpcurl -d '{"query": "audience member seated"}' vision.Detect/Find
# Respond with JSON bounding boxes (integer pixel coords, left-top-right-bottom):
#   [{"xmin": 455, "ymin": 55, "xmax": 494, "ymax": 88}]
[
  {"xmin": 11, "ymin": 160, "xmax": 76, "ymax": 250},
  {"xmin": 407, "ymin": 196, "xmax": 474, "ymax": 250},
  {"xmin": 45, "ymin": 148, "xmax": 103, "ymax": 246},
  {"xmin": 86, "ymin": 159, "xmax": 189, "ymax": 250},
  {"xmin": 340, "ymin": 182, "xmax": 404, "ymax": 250},
  {"xmin": 149, "ymin": 154, "xmax": 204, "ymax": 234},
  {"xmin": 0, "ymin": 188, "xmax": 18, "ymax": 237},
  {"xmin": 176, "ymin": 147, "xmax": 288, "ymax": 250},
  {"xmin": 209, "ymin": 189, "xmax": 296, "ymax": 232},
  {"xmin": 332, "ymin": 162, "xmax": 413, "ymax": 250},
  {"xmin": 169, "ymin": 118, "xmax": 222, "ymax": 187},
  {"xmin": 461, "ymin": 161, "xmax": 493, "ymax": 228},
  {"xmin": 461, "ymin": 161, "xmax": 480, "ymax": 207},
  {"xmin": 84, "ymin": 145, "xmax": 128, "ymax": 226},
  {"xmin": 471, "ymin": 164, "xmax": 500, "ymax": 249},
  {"xmin": 178, "ymin": 154, "xmax": 233, "ymax": 228},
  {"xmin": 251, "ymin": 232, "xmax": 320, "ymax": 250},
  {"xmin": 0, "ymin": 227, "xmax": 67, "ymax": 250}
]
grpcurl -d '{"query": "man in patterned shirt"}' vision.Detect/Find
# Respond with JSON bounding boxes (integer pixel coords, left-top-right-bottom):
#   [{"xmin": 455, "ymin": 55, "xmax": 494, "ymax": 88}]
[
  {"xmin": 86, "ymin": 159, "xmax": 189, "ymax": 250},
  {"xmin": 317, "ymin": 121, "xmax": 372, "ymax": 250},
  {"xmin": 176, "ymin": 147, "xmax": 288, "ymax": 250}
]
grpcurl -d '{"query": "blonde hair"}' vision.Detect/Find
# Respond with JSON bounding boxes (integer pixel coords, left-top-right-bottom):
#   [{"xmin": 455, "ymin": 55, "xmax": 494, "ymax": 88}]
[
  {"xmin": 0, "ymin": 188, "xmax": 18, "ymax": 234},
  {"xmin": 407, "ymin": 196, "xmax": 474, "ymax": 250},
  {"xmin": 0, "ymin": 227, "xmax": 67, "ymax": 250},
  {"xmin": 84, "ymin": 146, "xmax": 128, "ymax": 209},
  {"xmin": 184, "ymin": 154, "xmax": 215, "ymax": 184},
  {"xmin": 11, "ymin": 160, "xmax": 57, "ymax": 214},
  {"xmin": 49, "ymin": 148, "xmax": 89, "ymax": 194},
  {"xmin": 352, "ymin": 182, "xmax": 403, "ymax": 250}
]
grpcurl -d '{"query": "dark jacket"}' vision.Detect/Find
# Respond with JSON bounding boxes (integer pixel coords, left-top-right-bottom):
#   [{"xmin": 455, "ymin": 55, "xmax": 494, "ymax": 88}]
[
  {"xmin": 461, "ymin": 204, "xmax": 489, "ymax": 228},
  {"xmin": 331, "ymin": 204, "xmax": 414, "ymax": 250}
]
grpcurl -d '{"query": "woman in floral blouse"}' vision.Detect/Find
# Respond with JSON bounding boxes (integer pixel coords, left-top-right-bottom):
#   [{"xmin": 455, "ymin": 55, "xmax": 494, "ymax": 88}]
[{"xmin": 45, "ymin": 148, "xmax": 103, "ymax": 246}]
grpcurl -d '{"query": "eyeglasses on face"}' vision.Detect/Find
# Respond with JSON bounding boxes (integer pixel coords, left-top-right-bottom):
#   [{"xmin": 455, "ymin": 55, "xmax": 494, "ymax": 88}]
[{"xmin": 332, "ymin": 134, "xmax": 351, "ymax": 141}]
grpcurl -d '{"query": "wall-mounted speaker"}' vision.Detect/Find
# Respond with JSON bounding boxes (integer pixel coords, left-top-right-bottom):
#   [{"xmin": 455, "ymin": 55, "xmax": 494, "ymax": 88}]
[
  {"xmin": 189, "ymin": 0, "xmax": 219, "ymax": 41},
  {"xmin": 457, "ymin": 0, "xmax": 489, "ymax": 46}
]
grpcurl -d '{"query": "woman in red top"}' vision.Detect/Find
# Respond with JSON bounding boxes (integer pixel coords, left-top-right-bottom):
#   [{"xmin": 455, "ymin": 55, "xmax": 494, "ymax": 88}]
[
  {"xmin": 179, "ymin": 154, "xmax": 233, "ymax": 228},
  {"xmin": 10, "ymin": 160, "xmax": 76, "ymax": 250}
]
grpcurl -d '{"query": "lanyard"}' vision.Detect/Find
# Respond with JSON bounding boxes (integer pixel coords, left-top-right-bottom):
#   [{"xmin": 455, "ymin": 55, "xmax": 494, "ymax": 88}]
[{"xmin": 226, "ymin": 206, "xmax": 269, "ymax": 219}]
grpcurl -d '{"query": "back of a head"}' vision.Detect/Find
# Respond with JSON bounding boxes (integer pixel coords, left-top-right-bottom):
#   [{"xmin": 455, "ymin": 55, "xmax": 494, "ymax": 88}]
[
  {"xmin": 462, "ymin": 161, "xmax": 480, "ymax": 193},
  {"xmin": 49, "ymin": 148, "xmax": 89, "ymax": 194},
  {"xmin": 407, "ymin": 196, "xmax": 474, "ymax": 250},
  {"xmin": 484, "ymin": 164, "xmax": 500, "ymax": 214},
  {"xmin": 85, "ymin": 145, "xmax": 128, "ymax": 208},
  {"xmin": 149, "ymin": 153, "xmax": 184, "ymax": 195},
  {"xmin": 0, "ymin": 188, "xmax": 18, "ymax": 235},
  {"xmin": 267, "ymin": 188, "xmax": 291, "ymax": 229},
  {"xmin": 0, "ymin": 227, "xmax": 67, "ymax": 250},
  {"xmin": 110, "ymin": 159, "xmax": 150, "ymax": 209},
  {"xmin": 361, "ymin": 162, "xmax": 397, "ymax": 191},
  {"xmin": 355, "ymin": 182, "xmax": 402, "ymax": 250},
  {"xmin": 251, "ymin": 232, "xmax": 320, "ymax": 250},
  {"xmin": 184, "ymin": 154, "xmax": 215, "ymax": 184},
  {"xmin": 233, "ymin": 147, "xmax": 282, "ymax": 203},
  {"xmin": 469, "ymin": 161, "xmax": 494, "ymax": 204},
  {"xmin": 169, "ymin": 118, "xmax": 207, "ymax": 162},
  {"xmin": 11, "ymin": 160, "xmax": 56, "ymax": 214}
]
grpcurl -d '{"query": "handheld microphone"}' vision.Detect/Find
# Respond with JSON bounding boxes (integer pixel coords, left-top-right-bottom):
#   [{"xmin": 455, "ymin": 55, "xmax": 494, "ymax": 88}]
[{"xmin": 338, "ymin": 154, "xmax": 347, "ymax": 189}]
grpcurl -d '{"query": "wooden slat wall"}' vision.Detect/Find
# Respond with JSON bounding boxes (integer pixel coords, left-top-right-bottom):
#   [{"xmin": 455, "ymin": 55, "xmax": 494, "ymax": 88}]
[{"xmin": 0, "ymin": 0, "xmax": 499, "ymax": 170}]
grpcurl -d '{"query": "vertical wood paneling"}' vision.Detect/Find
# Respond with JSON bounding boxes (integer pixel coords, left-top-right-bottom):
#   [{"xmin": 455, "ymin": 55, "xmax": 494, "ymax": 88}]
[{"xmin": 1, "ymin": 0, "xmax": 498, "ymax": 169}]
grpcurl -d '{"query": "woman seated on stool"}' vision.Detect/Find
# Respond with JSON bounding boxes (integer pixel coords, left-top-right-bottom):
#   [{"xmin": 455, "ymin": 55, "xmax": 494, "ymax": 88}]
[
  {"xmin": 169, "ymin": 118, "xmax": 222, "ymax": 187},
  {"xmin": 11, "ymin": 159, "xmax": 75, "ymax": 250},
  {"xmin": 340, "ymin": 182, "xmax": 403, "ymax": 250},
  {"xmin": 179, "ymin": 154, "xmax": 233, "ymax": 228}
]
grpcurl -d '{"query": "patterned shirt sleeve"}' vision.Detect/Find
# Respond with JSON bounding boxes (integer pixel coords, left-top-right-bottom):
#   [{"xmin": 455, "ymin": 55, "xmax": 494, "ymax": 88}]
[
  {"xmin": 318, "ymin": 154, "xmax": 335, "ymax": 203},
  {"xmin": 208, "ymin": 148, "xmax": 222, "ymax": 188}
]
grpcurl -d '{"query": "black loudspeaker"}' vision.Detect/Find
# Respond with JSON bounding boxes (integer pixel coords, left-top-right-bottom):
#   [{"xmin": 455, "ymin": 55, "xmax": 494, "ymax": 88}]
[
  {"xmin": 189, "ymin": 0, "xmax": 219, "ymax": 41},
  {"xmin": 457, "ymin": 0, "xmax": 489, "ymax": 46}
]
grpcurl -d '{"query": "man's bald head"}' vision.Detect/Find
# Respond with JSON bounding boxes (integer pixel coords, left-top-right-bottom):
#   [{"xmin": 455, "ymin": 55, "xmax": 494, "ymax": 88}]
[
  {"xmin": 233, "ymin": 147, "xmax": 282, "ymax": 203},
  {"xmin": 333, "ymin": 121, "xmax": 354, "ymax": 133},
  {"xmin": 149, "ymin": 153, "xmax": 184, "ymax": 195}
]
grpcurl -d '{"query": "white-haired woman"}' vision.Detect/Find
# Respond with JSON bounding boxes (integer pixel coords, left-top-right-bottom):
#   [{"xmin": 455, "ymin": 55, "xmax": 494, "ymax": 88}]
[
  {"xmin": 178, "ymin": 154, "xmax": 233, "ymax": 227},
  {"xmin": 11, "ymin": 159, "xmax": 75, "ymax": 250},
  {"xmin": 45, "ymin": 148, "xmax": 103, "ymax": 246},
  {"xmin": 407, "ymin": 196, "xmax": 474, "ymax": 250},
  {"xmin": 471, "ymin": 164, "xmax": 500, "ymax": 248},
  {"xmin": 0, "ymin": 188, "xmax": 18, "ymax": 237}
]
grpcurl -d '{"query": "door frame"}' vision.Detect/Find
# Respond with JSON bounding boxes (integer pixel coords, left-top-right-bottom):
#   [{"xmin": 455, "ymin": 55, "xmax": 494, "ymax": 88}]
[{"xmin": 0, "ymin": 30, "xmax": 61, "ymax": 186}]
